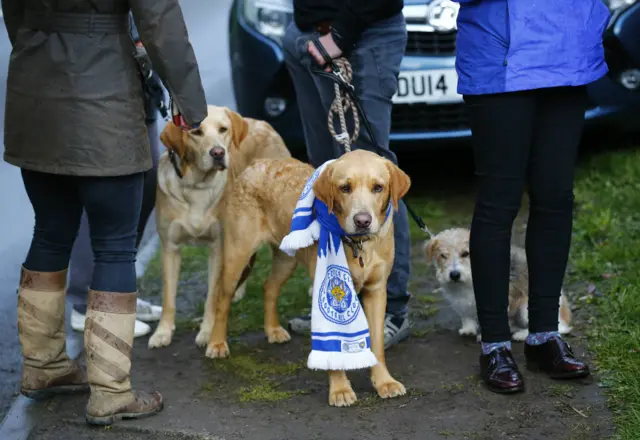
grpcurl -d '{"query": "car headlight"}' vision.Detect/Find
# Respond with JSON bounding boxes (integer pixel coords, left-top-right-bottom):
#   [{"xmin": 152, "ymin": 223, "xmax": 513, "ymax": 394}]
[
  {"xmin": 605, "ymin": 0, "xmax": 637, "ymax": 10},
  {"xmin": 241, "ymin": 0, "xmax": 293, "ymax": 45},
  {"xmin": 604, "ymin": 0, "xmax": 638, "ymax": 25}
]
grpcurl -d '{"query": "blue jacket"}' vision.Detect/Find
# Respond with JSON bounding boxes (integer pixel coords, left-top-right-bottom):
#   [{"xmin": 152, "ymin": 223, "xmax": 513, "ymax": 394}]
[{"xmin": 454, "ymin": 0, "xmax": 611, "ymax": 95}]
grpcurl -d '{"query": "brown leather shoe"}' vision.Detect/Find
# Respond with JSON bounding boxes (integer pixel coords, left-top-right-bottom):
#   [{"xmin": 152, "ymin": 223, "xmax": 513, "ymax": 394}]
[
  {"xmin": 479, "ymin": 348, "xmax": 525, "ymax": 394},
  {"xmin": 525, "ymin": 337, "xmax": 590, "ymax": 379}
]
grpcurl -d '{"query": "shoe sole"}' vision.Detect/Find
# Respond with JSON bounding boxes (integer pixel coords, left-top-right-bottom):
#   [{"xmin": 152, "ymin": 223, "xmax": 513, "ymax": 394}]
[
  {"xmin": 384, "ymin": 326, "xmax": 411, "ymax": 350},
  {"xmin": 485, "ymin": 383, "xmax": 525, "ymax": 395},
  {"xmin": 86, "ymin": 402, "xmax": 164, "ymax": 426},
  {"xmin": 22, "ymin": 384, "xmax": 90, "ymax": 400},
  {"xmin": 526, "ymin": 362, "xmax": 591, "ymax": 380}
]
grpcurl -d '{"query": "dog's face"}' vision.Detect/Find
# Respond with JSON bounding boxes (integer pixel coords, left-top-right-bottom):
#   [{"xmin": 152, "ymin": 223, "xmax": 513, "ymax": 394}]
[
  {"xmin": 424, "ymin": 228, "xmax": 472, "ymax": 289},
  {"xmin": 160, "ymin": 105, "xmax": 249, "ymax": 174},
  {"xmin": 312, "ymin": 150, "xmax": 411, "ymax": 235}
]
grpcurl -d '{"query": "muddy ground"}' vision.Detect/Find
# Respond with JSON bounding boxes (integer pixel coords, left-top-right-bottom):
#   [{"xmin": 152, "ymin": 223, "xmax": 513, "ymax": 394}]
[{"xmin": 31, "ymin": 241, "xmax": 613, "ymax": 440}]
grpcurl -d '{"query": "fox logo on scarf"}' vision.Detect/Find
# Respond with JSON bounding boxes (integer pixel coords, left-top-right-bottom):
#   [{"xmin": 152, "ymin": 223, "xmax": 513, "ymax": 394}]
[{"xmin": 280, "ymin": 160, "xmax": 378, "ymax": 371}]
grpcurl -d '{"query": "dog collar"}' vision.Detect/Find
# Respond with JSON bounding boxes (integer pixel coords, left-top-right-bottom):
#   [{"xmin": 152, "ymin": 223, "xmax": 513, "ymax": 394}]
[{"xmin": 168, "ymin": 149, "xmax": 183, "ymax": 179}]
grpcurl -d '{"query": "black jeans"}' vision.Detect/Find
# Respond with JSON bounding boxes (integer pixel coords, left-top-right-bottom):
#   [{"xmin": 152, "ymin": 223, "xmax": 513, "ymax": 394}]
[
  {"xmin": 465, "ymin": 86, "xmax": 588, "ymax": 343},
  {"xmin": 67, "ymin": 119, "xmax": 160, "ymax": 309},
  {"xmin": 21, "ymin": 170, "xmax": 144, "ymax": 293}
]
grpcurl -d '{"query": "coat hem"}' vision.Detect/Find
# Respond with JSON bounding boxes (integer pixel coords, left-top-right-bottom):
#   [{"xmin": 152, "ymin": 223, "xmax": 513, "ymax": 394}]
[
  {"xmin": 457, "ymin": 67, "xmax": 609, "ymax": 96},
  {"xmin": 3, "ymin": 154, "xmax": 153, "ymax": 177}
]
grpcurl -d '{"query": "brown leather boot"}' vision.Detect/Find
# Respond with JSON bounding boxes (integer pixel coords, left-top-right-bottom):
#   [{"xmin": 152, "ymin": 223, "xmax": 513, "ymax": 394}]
[
  {"xmin": 84, "ymin": 290, "xmax": 163, "ymax": 426},
  {"xmin": 18, "ymin": 267, "xmax": 89, "ymax": 399}
]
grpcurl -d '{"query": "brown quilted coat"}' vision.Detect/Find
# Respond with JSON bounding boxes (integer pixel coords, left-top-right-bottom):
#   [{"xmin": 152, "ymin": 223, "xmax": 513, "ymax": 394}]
[{"xmin": 1, "ymin": 0, "xmax": 207, "ymax": 176}]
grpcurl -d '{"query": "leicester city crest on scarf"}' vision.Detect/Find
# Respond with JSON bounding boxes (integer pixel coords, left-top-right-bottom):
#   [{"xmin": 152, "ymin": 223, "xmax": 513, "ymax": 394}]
[{"xmin": 320, "ymin": 265, "xmax": 359, "ymax": 326}]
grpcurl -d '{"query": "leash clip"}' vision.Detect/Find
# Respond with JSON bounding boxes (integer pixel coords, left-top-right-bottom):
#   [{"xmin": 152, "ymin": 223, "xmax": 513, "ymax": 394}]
[{"xmin": 333, "ymin": 69, "xmax": 354, "ymax": 91}]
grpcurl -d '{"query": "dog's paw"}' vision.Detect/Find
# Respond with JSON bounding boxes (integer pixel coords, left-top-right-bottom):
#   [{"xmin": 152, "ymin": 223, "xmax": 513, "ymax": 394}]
[
  {"xmin": 205, "ymin": 341, "xmax": 230, "ymax": 359},
  {"xmin": 195, "ymin": 328, "xmax": 212, "ymax": 347},
  {"xmin": 329, "ymin": 387, "xmax": 358, "ymax": 407},
  {"xmin": 148, "ymin": 329, "xmax": 173, "ymax": 349},
  {"xmin": 511, "ymin": 329, "xmax": 529, "ymax": 342},
  {"xmin": 266, "ymin": 326, "xmax": 291, "ymax": 344},
  {"xmin": 558, "ymin": 321, "xmax": 572, "ymax": 335},
  {"xmin": 375, "ymin": 380, "xmax": 407, "ymax": 400}
]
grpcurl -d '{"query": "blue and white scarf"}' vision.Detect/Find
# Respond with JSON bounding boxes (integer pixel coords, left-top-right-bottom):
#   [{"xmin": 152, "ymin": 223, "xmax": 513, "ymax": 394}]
[{"xmin": 279, "ymin": 160, "xmax": 379, "ymax": 371}]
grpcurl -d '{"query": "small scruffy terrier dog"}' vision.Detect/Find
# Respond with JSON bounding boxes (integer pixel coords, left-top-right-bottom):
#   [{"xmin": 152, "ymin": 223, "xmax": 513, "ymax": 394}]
[{"xmin": 424, "ymin": 227, "xmax": 572, "ymax": 342}]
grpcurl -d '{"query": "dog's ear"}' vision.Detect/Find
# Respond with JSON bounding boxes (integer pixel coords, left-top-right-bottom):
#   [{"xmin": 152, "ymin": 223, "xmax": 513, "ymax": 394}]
[
  {"xmin": 160, "ymin": 122, "xmax": 185, "ymax": 158},
  {"xmin": 313, "ymin": 165, "xmax": 335, "ymax": 214},
  {"xmin": 225, "ymin": 108, "xmax": 249, "ymax": 149},
  {"xmin": 385, "ymin": 161, "xmax": 411, "ymax": 212},
  {"xmin": 423, "ymin": 239, "xmax": 439, "ymax": 265}
]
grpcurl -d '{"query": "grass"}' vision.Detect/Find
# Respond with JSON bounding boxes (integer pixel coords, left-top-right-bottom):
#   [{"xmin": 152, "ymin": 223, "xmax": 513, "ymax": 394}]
[
  {"xmin": 568, "ymin": 148, "xmax": 640, "ymax": 439},
  {"xmin": 142, "ymin": 244, "xmax": 312, "ymax": 336},
  {"xmin": 202, "ymin": 344, "xmax": 307, "ymax": 403},
  {"xmin": 405, "ymin": 194, "xmax": 474, "ymax": 241}
]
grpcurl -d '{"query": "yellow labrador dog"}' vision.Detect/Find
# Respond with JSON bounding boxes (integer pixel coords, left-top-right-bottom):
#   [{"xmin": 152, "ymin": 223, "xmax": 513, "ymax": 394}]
[
  {"xmin": 149, "ymin": 105, "xmax": 291, "ymax": 349},
  {"xmin": 205, "ymin": 150, "xmax": 411, "ymax": 407}
]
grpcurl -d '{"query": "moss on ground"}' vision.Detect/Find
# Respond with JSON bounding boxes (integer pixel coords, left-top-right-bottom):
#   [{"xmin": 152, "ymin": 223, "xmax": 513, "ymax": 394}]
[{"xmin": 201, "ymin": 344, "xmax": 307, "ymax": 403}]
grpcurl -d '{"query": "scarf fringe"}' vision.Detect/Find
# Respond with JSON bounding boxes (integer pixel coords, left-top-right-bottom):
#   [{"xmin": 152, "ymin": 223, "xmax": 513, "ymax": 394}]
[
  {"xmin": 280, "ymin": 221, "xmax": 320, "ymax": 257},
  {"xmin": 307, "ymin": 350, "xmax": 378, "ymax": 371}
]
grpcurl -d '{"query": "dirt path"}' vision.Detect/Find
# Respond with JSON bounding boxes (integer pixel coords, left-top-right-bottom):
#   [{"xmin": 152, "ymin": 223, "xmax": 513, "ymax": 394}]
[{"xmin": 32, "ymin": 237, "xmax": 613, "ymax": 440}]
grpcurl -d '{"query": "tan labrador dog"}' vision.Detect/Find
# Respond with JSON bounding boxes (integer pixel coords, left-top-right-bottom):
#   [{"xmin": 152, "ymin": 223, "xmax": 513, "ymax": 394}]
[
  {"xmin": 205, "ymin": 150, "xmax": 411, "ymax": 407},
  {"xmin": 149, "ymin": 105, "xmax": 291, "ymax": 349}
]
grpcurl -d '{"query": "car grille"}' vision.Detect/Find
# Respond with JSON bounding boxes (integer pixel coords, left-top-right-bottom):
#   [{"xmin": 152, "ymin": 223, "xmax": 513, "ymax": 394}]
[
  {"xmin": 405, "ymin": 31, "xmax": 457, "ymax": 56},
  {"xmin": 391, "ymin": 103, "xmax": 469, "ymax": 133}
]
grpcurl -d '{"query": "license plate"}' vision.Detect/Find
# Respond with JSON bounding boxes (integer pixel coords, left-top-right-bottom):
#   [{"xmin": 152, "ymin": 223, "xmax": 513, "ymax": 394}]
[{"xmin": 393, "ymin": 69, "xmax": 462, "ymax": 104}]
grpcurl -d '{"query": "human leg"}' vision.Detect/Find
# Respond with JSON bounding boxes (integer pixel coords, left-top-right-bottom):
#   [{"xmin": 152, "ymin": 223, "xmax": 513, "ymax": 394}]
[
  {"xmin": 78, "ymin": 173, "xmax": 163, "ymax": 424},
  {"xmin": 67, "ymin": 120, "xmax": 161, "ymax": 330},
  {"xmin": 347, "ymin": 15, "xmax": 411, "ymax": 346},
  {"xmin": 523, "ymin": 86, "xmax": 590, "ymax": 379},
  {"xmin": 465, "ymin": 91, "xmax": 536, "ymax": 345},
  {"xmin": 134, "ymin": 118, "xmax": 163, "ymax": 322},
  {"xmin": 282, "ymin": 22, "xmax": 349, "ymax": 334},
  {"xmin": 465, "ymin": 91, "xmax": 537, "ymax": 393},
  {"xmin": 18, "ymin": 170, "xmax": 88, "ymax": 399},
  {"xmin": 283, "ymin": 17, "xmax": 412, "ymax": 347},
  {"xmin": 525, "ymin": 86, "xmax": 587, "ymax": 335}
]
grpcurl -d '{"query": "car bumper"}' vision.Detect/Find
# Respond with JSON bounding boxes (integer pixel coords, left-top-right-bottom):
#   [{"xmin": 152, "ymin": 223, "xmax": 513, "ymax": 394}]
[{"xmin": 230, "ymin": 4, "xmax": 640, "ymax": 151}]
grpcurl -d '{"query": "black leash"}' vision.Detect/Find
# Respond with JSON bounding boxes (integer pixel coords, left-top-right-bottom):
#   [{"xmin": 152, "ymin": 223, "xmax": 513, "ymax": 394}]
[{"xmin": 309, "ymin": 36, "xmax": 433, "ymax": 237}]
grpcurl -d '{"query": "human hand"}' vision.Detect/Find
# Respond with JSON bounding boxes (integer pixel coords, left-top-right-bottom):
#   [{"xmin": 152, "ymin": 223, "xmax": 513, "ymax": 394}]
[{"xmin": 307, "ymin": 33, "xmax": 343, "ymax": 72}]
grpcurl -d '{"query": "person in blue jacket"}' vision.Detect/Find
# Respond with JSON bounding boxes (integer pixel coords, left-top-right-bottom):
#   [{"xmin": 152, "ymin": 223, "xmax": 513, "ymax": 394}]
[{"xmin": 454, "ymin": 0, "xmax": 610, "ymax": 394}]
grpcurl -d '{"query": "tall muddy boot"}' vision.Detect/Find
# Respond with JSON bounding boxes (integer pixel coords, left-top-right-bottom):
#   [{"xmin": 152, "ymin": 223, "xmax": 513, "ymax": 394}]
[
  {"xmin": 18, "ymin": 267, "xmax": 89, "ymax": 399},
  {"xmin": 84, "ymin": 290, "xmax": 163, "ymax": 425}
]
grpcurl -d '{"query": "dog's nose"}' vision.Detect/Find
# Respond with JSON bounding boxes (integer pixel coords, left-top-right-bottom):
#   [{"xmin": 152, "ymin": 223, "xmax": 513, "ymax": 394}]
[
  {"xmin": 449, "ymin": 270, "xmax": 461, "ymax": 282},
  {"xmin": 210, "ymin": 147, "xmax": 225, "ymax": 159},
  {"xmin": 353, "ymin": 212, "xmax": 372, "ymax": 229}
]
